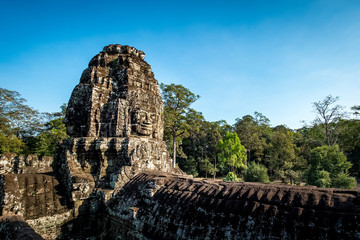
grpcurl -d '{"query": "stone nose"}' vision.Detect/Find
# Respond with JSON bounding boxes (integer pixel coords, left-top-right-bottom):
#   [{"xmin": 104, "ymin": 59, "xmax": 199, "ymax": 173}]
[{"xmin": 143, "ymin": 114, "xmax": 151, "ymax": 124}]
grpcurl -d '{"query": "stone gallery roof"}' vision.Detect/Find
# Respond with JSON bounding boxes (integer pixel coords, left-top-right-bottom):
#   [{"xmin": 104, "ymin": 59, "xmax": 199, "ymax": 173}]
[{"xmin": 106, "ymin": 171, "xmax": 360, "ymax": 239}]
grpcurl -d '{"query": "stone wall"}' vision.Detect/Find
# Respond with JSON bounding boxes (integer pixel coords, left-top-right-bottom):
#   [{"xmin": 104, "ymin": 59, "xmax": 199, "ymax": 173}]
[
  {"xmin": 0, "ymin": 173, "xmax": 74, "ymax": 239},
  {"xmin": 0, "ymin": 174, "xmax": 69, "ymax": 218},
  {"xmin": 0, "ymin": 154, "xmax": 52, "ymax": 175},
  {"xmin": 106, "ymin": 171, "xmax": 360, "ymax": 240}
]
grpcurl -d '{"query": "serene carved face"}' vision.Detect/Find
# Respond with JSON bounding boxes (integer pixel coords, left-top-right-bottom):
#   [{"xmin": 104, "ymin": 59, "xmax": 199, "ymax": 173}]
[{"xmin": 131, "ymin": 109, "xmax": 157, "ymax": 136}]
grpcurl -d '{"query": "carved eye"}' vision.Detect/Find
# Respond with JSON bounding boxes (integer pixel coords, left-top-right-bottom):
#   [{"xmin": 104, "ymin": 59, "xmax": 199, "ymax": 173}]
[
  {"xmin": 150, "ymin": 114, "xmax": 156, "ymax": 121},
  {"xmin": 131, "ymin": 112, "xmax": 138, "ymax": 122},
  {"xmin": 140, "ymin": 112, "xmax": 147, "ymax": 120}
]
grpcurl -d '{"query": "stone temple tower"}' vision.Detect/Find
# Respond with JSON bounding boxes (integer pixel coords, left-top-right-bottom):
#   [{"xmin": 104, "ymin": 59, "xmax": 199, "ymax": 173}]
[{"xmin": 53, "ymin": 44, "xmax": 180, "ymax": 202}]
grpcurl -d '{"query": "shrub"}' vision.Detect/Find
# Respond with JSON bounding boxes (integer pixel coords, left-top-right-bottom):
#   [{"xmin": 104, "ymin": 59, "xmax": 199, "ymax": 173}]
[
  {"xmin": 304, "ymin": 145, "xmax": 356, "ymax": 189},
  {"xmin": 0, "ymin": 132, "xmax": 24, "ymax": 155},
  {"xmin": 244, "ymin": 162, "xmax": 270, "ymax": 183},
  {"xmin": 313, "ymin": 170, "xmax": 331, "ymax": 188},
  {"xmin": 332, "ymin": 172, "xmax": 357, "ymax": 189},
  {"xmin": 223, "ymin": 172, "xmax": 238, "ymax": 182}
]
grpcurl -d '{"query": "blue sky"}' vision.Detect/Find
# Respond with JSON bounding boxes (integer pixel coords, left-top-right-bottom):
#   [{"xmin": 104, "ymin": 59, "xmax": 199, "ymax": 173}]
[{"xmin": 1, "ymin": 0, "xmax": 359, "ymax": 129}]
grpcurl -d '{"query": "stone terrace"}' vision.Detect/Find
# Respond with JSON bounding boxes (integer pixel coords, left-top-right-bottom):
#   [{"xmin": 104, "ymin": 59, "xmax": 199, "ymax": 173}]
[{"xmin": 106, "ymin": 171, "xmax": 360, "ymax": 240}]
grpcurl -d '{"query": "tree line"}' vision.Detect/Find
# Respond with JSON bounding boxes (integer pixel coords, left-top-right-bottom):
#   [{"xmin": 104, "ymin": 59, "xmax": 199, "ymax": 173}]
[
  {"xmin": 161, "ymin": 83, "xmax": 359, "ymax": 189},
  {"xmin": 1, "ymin": 86, "xmax": 359, "ymax": 189},
  {"xmin": 0, "ymin": 88, "xmax": 68, "ymax": 157}
]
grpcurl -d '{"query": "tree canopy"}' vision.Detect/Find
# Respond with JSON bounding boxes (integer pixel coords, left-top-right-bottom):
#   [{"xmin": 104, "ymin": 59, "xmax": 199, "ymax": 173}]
[
  {"xmin": 304, "ymin": 145, "xmax": 356, "ymax": 189},
  {"xmin": 160, "ymin": 83, "xmax": 200, "ymax": 168},
  {"xmin": 0, "ymin": 88, "xmax": 68, "ymax": 156},
  {"xmin": 217, "ymin": 132, "xmax": 246, "ymax": 173},
  {"xmin": 312, "ymin": 95, "xmax": 346, "ymax": 146},
  {"xmin": 234, "ymin": 113, "xmax": 270, "ymax": 163}
]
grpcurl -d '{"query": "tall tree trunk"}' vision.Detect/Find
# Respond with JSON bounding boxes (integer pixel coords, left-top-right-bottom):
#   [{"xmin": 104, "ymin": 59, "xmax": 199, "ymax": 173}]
[
  {"xmin": 172, "ymin": 135, "xmax": 176, "ymax": 168},
  {"xmin": 325, "ymin": 123, "xmax": 330, "ymax": 146}
]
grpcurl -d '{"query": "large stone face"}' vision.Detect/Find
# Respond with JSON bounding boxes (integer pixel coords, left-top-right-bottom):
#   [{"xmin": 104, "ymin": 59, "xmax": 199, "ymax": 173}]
[
  {"xmin": 53, "ymin": 44, "xmax": 178, "ymax": 200},
  {"xmin": 64, "ymin": 44, "xmax": 163, "ymax": 140}
]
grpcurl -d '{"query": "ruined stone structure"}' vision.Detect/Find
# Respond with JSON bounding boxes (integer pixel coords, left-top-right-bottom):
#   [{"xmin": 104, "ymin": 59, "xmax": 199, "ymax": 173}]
[
  {"xmin": 53, "ymin": 44, "xmax": 179, "ymax": 203},
  {"xmin": 1, "ymin": 44, "xmax": 180, "ymax": 239},
  {"xmin": 1, "ymin": 44, "xmax": 360, "ymax": 239}
]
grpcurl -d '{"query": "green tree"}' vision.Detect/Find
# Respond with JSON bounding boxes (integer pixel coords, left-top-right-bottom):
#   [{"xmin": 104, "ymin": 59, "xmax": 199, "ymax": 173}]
[
  {"xmin": 35, "ymin": 118, "xmax": 68, "ymax": 157},
  {"xmin": 35, "ymin": 104, "xmax": 68, "ymax": 156},
  {"xmin": 199, "ymin": 158, "xmax": 218, "ymax": 178},
  {"xmin": 304, "ymin": 145, "xmax": 356, "ymax": 189},
  {"xmin": 0, "ymin": 132, "xmax": 24, "ymax": 155},
  {"xmin": 0, "ymin": 88, "xmax": 44, "ymax": 138},
  {"xmin": 351, "ymin": 105, "xmax": 360, "ymax": 117},
  {"xmin": 177, "ymin": 156, "xmax": 198, "ymax": 177},
  {"xmin": 183, "ymin": 110, "xmax": 205, "ymax": 172},
  {"xmin": 295, "ymin": 125, "xmax": 324, "ymax": 161},
  {"xmin": 0, "ymin": 88, "xmax": 47, "ymax": 154},
  {"xmin": 217, "ymin": 132, "xmax": 246, "ymax": 175},
  {"xmin": 160, "ymin": 83, "xmax": 200, "ymax": 168},
  {"xmin": 244, "ymin": 161, "xmax": 270, "ymax": 183},
  {"xmin": 223, "ymin": 172, "xmax": 238, "ymax": 182},
  {"xmin": 200, "ymin": 120, "xmax": 228, "ymax": 178},
  {"xmin": 234, "ymin": 112, "xmax": 270, "ymax": 163},
  {"xmin": 337, "ymin": 118, "xmax": 360, "ymax": 177},
  {"xmin": 180, "ymin": 119, "xmax": 227, "ymax": 178},
  {"xmin": 312, "ymin": 95, "xmax": 346, "ymax": 146},
  {"xmin": 266, "ymin": 126, "xmax": 304, "ymax": 184},
  {"xmin": 203, "ymin": 121, "xmax": 230, "ymax": 178}
]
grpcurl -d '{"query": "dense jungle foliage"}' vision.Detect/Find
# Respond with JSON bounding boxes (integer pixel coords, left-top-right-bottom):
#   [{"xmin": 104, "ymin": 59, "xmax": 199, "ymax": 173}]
[{"xmin": 160, "ymin": 84, "xmax": 359, "ymax": 189}]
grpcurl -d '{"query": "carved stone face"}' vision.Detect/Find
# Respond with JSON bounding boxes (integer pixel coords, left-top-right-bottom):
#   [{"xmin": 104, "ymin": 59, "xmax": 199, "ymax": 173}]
[{"xmin": 131, "ymin": 109, "xmax": 157, "ymax": 136}]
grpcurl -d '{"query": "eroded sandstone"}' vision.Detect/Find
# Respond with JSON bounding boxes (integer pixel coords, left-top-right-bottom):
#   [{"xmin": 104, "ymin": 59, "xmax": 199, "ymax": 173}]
[
  {"xmin": 105, "ymin": 171, "xmax": 360, "ymax": 240},
  {"xmin": 0, "ymin": 154, "xmax": 52, "ymax": 175}
]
